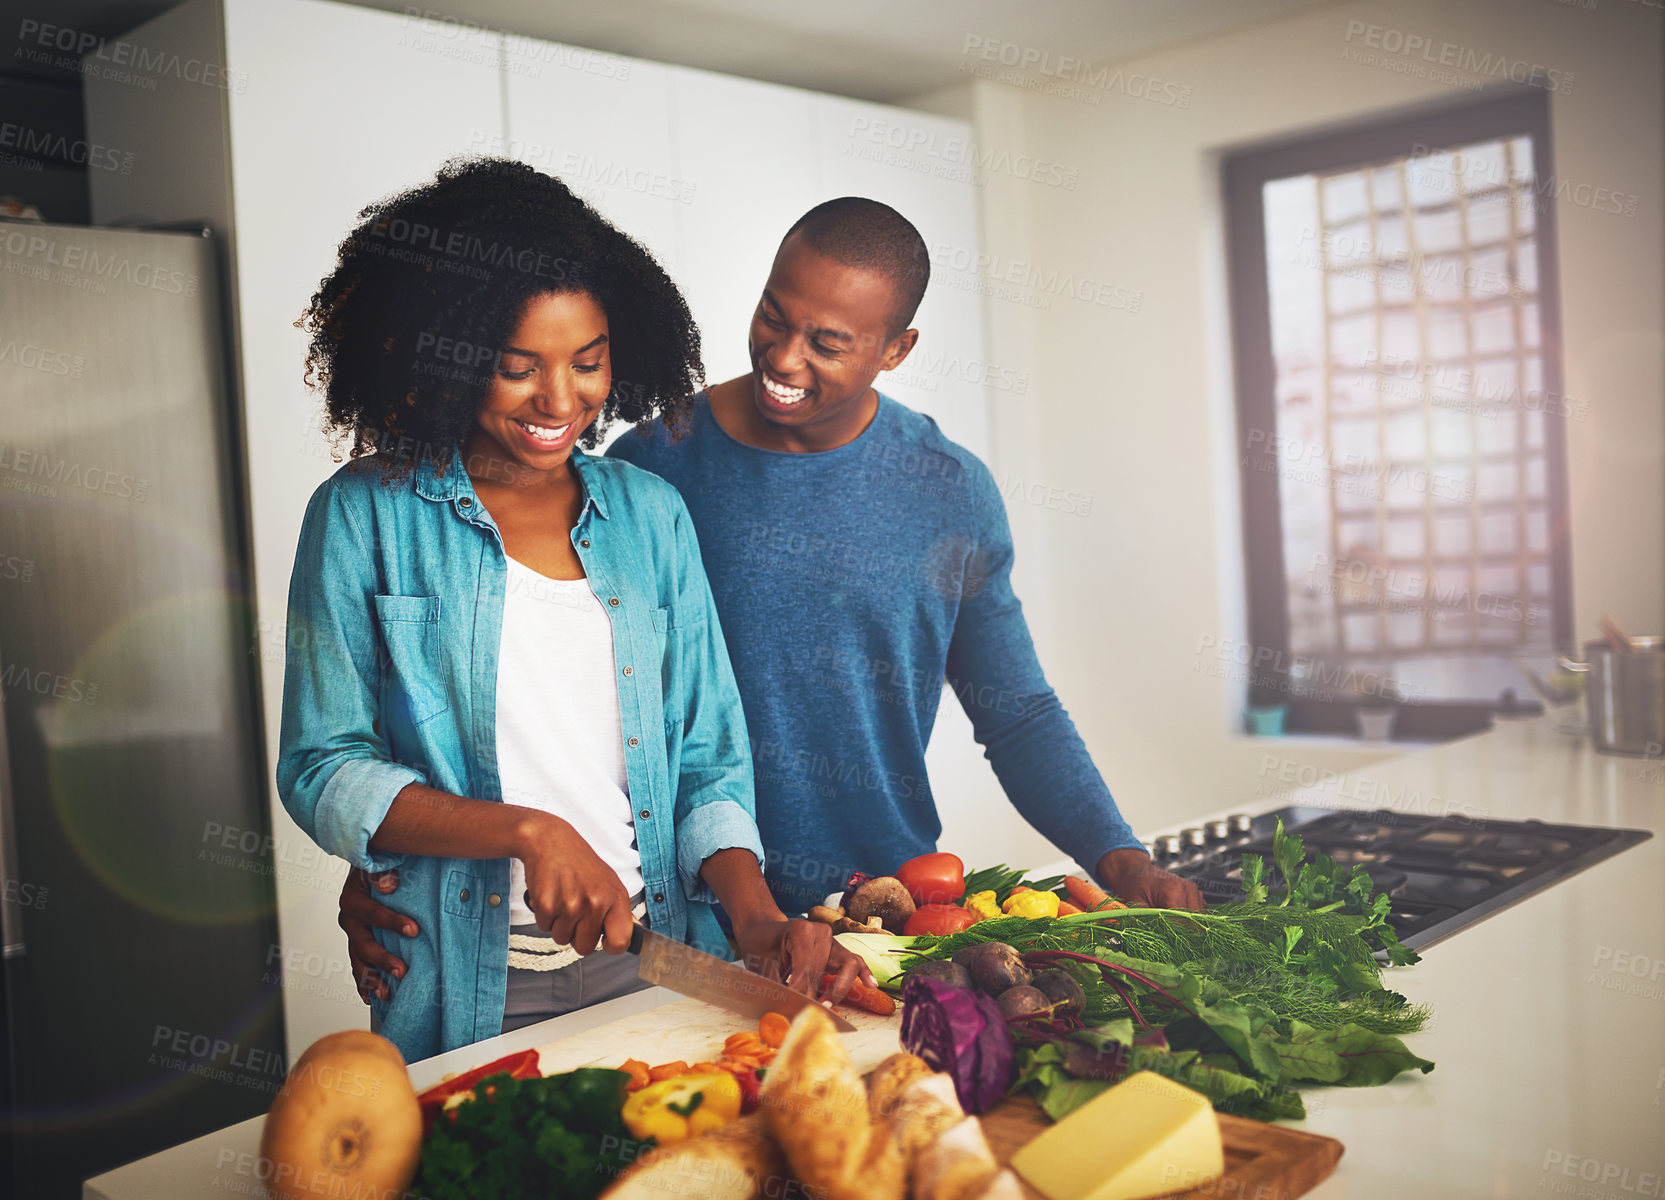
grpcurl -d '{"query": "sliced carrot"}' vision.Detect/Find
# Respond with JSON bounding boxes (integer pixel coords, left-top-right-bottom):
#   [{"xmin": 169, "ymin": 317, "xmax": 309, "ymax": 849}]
[
  {"xmin": 648, "ymin": 1060, "xmax": 691, "ymax": 1082},
  {"xmin": 759, "ymin": 1011, "xmax": 791, "ymax": 1049},
  {"xmin": 619, "ymin": 1058, "xmax": 652, "ymax": 1092},
  {"xmin": 689, "ymin": 1061, "xmax": 725, "ymax": 1075}
]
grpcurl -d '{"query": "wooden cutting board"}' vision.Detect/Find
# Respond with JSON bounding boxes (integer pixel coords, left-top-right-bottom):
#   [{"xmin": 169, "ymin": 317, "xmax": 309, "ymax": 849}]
[
  {"xmin": 524, "ymin": 998, "xmax": 1343, "ymax": 1200},
  {"xmin": 982, "ymin": 1094, "xmax": 1345, "ymax": 1200}
]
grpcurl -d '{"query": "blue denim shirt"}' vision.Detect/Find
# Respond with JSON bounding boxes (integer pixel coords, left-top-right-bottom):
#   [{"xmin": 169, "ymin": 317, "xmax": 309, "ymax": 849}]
[{"xmin": 277, "ymin": 445, "xmax": 763, "ymax": 1062}]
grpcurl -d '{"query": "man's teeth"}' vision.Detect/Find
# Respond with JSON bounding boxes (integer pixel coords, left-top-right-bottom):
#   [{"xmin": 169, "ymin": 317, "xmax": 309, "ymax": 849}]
[
  {"xmin": 516, "ymin": 419, "xmax": 571, "ymax": 443},
  {"xmin": 761, "ymin": 375, "xmax": 808, "ymax": 405}
]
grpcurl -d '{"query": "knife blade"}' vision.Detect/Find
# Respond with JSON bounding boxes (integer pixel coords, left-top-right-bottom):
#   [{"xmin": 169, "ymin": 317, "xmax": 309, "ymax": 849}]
[{"xmin": 627, "ymin": 925, "xmax": 856, "ymax": 1033}]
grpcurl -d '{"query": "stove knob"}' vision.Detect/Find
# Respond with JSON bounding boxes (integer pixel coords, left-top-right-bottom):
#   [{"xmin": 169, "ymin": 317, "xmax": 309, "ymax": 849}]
[
  {"xmin": 1228, "ymin": 812, "xmax": 1254, "ymax": 835},
  {"xmin": 1205, "ymin": 819, "xmax": 1232, "ymax": 841},
  {"xmin": 1181, "ymin": 827, "xmax": 1208, "ymax": 851},
  {"xmin": 1155, "ymin": 834, "xmax": 1183, "ymax": 860}
]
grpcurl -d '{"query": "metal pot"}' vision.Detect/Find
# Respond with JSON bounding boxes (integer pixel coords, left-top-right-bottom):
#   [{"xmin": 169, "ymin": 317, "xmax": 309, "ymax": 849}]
[{"xmin": 1560, "ymin": 637, "xmax": 1665, "ymax": 756}]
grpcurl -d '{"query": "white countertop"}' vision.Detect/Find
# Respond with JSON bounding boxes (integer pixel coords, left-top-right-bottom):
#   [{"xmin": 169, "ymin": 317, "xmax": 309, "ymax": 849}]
[{"xmin": 86, "ymin": 717, "xmax": 1665, "ymax": 1199}]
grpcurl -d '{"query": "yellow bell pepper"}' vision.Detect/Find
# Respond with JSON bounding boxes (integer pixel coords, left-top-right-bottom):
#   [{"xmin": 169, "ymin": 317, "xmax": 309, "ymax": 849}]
[
  {"xmin": 620, "ymin": 1071, "xmax": 741, "ymax": 1145},
  {"xmin": 1003, "ymin": 889, "xmax": 1060, "ymax": 919},
  {"xmin": 964, "ymin": 890, "xmax": 1002, "ymax": 921}
]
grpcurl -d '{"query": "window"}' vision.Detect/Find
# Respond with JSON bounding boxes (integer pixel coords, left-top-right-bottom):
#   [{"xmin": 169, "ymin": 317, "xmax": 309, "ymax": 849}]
[{"xmin": 1226, "ymin": 92, "xmax": 1572, "ymax": 738}]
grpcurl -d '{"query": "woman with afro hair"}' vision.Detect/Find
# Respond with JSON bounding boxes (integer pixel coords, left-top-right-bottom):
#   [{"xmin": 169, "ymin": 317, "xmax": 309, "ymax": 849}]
[{"xmin": 276, "ymin": 158, "xmax": 865, "ymax": 1061}]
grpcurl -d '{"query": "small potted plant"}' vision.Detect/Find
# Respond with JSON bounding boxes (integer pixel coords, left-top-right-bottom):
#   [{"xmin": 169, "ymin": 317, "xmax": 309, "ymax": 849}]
[
  {"xmin": 1354, "ymin": 683, "xmax": 1401, "ymax": 741},
  {"xmin": 1246, "ymin": 702, "xmax": 1288, "ymax": 736}
]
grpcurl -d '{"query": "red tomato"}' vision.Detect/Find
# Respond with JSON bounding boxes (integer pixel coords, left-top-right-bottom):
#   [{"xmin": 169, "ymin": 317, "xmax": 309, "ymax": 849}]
[
  {"xmin": 903, "ymin": 904, "xmax": 977, "ymax": 937},
  {"xmin": 895, "ymin": 852, "xmax": 966, "ymax": 906}
]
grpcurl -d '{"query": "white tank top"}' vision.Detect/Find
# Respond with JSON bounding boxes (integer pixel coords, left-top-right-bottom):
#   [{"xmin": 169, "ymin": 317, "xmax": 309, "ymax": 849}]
[{"xmin": 497, "ymin": 555, "xmax": 642, "ymax": 926}]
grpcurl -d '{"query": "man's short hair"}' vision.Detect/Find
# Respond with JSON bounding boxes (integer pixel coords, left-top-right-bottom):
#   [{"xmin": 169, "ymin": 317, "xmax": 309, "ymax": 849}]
[{"xmin": 781, "ymin": 197, "xmax": 929, "ymax": 336}]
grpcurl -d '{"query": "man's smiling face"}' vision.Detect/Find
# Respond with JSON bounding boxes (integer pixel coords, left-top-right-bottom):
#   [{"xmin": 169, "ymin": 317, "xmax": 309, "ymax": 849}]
[{"xmin": 746, "ymin": 233, "xmax": 917, "ymax": 438}]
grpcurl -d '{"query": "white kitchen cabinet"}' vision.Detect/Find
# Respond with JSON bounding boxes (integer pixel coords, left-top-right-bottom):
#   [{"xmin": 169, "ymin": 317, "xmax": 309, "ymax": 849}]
[
  {"xmin": 661, "ymin": 65, "xmax": 822, "ymax": 388},
  {"xmin": 501, "ymin": 42, "xmax": 682, "ymax": 274}
]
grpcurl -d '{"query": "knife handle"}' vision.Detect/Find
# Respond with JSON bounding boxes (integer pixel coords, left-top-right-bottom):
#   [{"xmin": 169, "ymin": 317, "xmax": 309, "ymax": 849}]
[{"xmin": 521, "ymin": 891, "xmax": 647, "ymax": 955}]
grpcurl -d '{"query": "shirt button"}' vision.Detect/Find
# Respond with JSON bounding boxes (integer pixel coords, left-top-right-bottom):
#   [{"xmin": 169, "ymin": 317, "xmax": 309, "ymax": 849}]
[
  {"xmin": 581, "ymin": 539, "xmax": 591, "ymax": 548},
  {"xmin": 639, "ymin": 809, "xmax": 651, "ymax": 820},
  {"xmin": 622, "ymin": 665, "xmax": 633, "ymax": 677},
  {"xmin": 608, "ymin": 597, "xmax": 620, "ymax": 607},
  {"xmin": 487, "ymin": 893, "xmax": 502, "ymax": 907},
  {"xmin": 459, "ymin": 888, "xmax": 471, "ymax": 902},
  {"xmin": 653, "ymin": 892, "xmax": 665, "ymax": 903},
  {"xmin": 628, "ymin": 736, "xmax": 639, "ymax": 747}
]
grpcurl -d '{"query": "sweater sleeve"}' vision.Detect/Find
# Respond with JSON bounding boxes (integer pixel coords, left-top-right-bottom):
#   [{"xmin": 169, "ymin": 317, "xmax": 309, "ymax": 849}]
[{"xmin": 943, "ymin": 462, "xmax": 1145, "ymax": 875}]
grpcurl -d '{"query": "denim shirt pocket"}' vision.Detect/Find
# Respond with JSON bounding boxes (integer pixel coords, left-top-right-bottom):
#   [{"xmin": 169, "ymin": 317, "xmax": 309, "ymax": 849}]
[
  {"xmin": 650, "ymin": 602, "xmax": 705, "ymax": 635},
  {"xmin": 374, "ymin": 594, "xmax": 450, "ymax": 728},
  {"xmin": 442, "ymin": 868, "xmax": 485, "ymax": 920}
]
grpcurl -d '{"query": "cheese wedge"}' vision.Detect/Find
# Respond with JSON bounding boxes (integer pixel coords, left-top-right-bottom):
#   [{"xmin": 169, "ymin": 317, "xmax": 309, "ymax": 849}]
[{"xmin": 1009, "ymin": 1071, "xmax": 1225, "ymax": 1200}]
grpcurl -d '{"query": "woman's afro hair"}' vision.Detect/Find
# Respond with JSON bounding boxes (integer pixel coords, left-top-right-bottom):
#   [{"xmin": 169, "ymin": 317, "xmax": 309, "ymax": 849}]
[{"xmin": 298, "ymin": 156, "xmax": 703, "ymax": 468}]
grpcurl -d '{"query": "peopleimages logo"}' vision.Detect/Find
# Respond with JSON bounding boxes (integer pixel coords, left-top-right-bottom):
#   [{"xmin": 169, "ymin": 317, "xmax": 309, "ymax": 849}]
[
  {"xmin": 846, "ymin": 117, "xmax": 1079, "ymax": 191},
  {"xmin": 1342, "ymin": 20, "xmax": 1573, "ymax": 93},
  {"xmin": 0, "ymin": 123, "xmax": 133, "ymax": 173}
]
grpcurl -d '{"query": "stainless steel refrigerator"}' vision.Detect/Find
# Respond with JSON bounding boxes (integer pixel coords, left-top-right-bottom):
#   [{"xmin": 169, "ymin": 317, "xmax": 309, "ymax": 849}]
[{"xmin": 0, "ymin": 222, "xmax": 284, "ymax": 1197}]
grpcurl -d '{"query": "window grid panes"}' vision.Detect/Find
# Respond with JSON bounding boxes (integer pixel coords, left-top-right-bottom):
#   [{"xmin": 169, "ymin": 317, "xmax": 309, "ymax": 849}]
[{"xmin": 1265, "ymin": 136, "xmax": 1557, "ymax": 691}]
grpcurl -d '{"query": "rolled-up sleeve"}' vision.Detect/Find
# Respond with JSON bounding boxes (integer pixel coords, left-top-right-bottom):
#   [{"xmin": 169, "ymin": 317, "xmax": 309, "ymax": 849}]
[
  {"xmin": 664, "ymin": 495, "xmax": 765, "ymax": 903},
  {"xmin": 276, "ymin": 479, "xmax": 422, "ymax": 873}
]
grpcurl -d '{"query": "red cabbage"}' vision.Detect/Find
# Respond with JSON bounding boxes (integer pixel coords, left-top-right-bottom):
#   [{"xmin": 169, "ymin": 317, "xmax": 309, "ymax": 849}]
[{"xmin": 899, "ymin": 974, "xmax": 1015, "ymax": 1113}]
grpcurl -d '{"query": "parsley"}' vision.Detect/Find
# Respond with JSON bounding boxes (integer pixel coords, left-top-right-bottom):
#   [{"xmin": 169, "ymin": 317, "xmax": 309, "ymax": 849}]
[{"xmin": 413, "ymin": 1068, "xmax": 638, "ymax": 1200}]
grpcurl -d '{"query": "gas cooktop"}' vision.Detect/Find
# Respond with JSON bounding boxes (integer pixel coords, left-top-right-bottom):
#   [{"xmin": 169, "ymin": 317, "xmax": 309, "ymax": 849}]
[{"xmin": 1154, "ymin": 805, "xmax": 1652, "ymax": 951}]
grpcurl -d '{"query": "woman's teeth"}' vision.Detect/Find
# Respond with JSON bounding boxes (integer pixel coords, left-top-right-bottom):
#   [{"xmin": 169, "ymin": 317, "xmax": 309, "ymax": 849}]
[
  {"xmin": 515, "ymin": 418, "xmax": 571, "ymax": 443},
  {"xmin": 761, "ymin": 375, "xmax": 808, "ymax": 405}
]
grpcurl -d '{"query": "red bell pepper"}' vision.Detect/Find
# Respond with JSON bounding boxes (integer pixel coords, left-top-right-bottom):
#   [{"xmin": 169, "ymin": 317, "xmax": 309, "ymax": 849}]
[{"xmin": 417, "ymin": 1048, "xmax": 542, "ymax": 1131}]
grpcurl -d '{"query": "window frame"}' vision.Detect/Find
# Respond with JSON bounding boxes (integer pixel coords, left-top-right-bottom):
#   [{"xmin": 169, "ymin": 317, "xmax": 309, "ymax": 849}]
[{"xmin": 1224, "ymin": 89, "xmax": 1574, "ymax": 740}]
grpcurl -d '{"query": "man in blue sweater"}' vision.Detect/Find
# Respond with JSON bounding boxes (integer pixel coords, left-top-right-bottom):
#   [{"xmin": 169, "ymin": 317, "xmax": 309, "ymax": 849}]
[{"xmin": 340, "ymin": 198, "xmax": 1200, "ymax": 1001}]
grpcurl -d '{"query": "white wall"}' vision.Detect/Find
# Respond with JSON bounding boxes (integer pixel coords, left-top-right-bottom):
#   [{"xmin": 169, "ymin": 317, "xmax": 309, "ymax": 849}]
[
  {"xmin": 88, "ymin": 0, "xmax": 1001, "ymax": 1059},
  {"xmin": 907, "ymin": 0, "xmax": 1663, "ymax": 841}
]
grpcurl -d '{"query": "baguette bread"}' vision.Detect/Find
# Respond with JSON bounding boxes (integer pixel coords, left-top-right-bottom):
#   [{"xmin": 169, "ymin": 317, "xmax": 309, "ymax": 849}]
[{"xmin": 601, "ymin": 1113, "xmax": 785, "ymax": 1200}]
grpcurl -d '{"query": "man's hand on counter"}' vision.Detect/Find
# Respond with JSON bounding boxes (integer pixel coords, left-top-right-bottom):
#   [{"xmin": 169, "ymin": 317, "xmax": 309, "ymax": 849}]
[
  {"xmin": 1096, "ymin": 847, "xmax": 1206, "ymax": 912},
  {"xmin": 340, "ymin": 866, "xmax": 412, "ymax": 1003}
]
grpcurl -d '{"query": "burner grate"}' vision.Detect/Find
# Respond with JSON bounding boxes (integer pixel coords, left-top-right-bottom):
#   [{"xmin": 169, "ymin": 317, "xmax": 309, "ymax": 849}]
[{"xmin": 1161, "ymin": 806, "xmax": 1651, "ymax": 952}]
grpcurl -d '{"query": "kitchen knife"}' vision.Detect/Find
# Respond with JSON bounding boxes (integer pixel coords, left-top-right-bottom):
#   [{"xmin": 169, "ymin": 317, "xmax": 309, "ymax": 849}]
[{"xmin": 627, "ymin": 924, "xmax": 856, "ymax": 1033}]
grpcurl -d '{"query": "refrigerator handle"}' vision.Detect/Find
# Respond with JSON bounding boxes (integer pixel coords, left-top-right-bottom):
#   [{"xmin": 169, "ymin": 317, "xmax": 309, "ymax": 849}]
[{"xmin": 0, "ymin": 635, "xmax": 24, "ymax": 957}]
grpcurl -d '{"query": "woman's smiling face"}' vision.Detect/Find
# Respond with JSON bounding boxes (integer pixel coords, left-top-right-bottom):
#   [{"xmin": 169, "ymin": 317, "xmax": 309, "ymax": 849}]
[{"xmin": 470, "ymin": 290, "xmax": 612, "ymax": 477}]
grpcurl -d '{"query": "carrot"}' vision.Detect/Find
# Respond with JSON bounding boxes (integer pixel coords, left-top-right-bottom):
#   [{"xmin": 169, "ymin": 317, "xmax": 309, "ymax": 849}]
[
  {"xmin": 822, "ymin": 974, "xmax": 897, "ymax": 1016},
  {"xmin": 689, "ymin": 1061, "xmax": 725, "ymax": 1075},
  {"xmin": 1064, "ymin": 874, "xmax": 1115, "ymax": 912},
  {"xmin": 619, "ymin": 1058, "xmax": 652, "ymax": 1092},
  {"xmin": 648, "ymin": 1060, "xmax": 690, "ymax": 1082},
  {"xmin": 759, "ymin": 1011, "xmax": 791, "ymax": 1049},
  {"xmin": 1055, "ymin": 900, "xmax": 1084, "ymax": 916}
]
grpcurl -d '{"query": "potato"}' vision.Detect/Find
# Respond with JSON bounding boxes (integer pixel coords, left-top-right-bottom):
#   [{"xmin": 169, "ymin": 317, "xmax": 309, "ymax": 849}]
[{"xmin": 259, "ymin": 1030, "xmax": 421, "ymax": 1200}]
